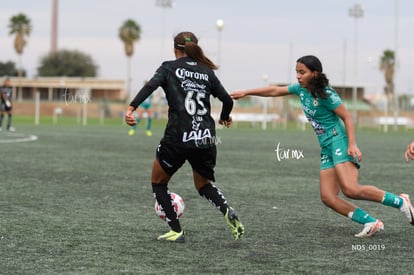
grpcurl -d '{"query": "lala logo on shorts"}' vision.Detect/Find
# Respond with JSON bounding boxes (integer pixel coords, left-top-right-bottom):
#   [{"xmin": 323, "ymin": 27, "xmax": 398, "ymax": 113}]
[{"xmin": 182, "ymin": 129, "xmax": 212, "ymax": 142}]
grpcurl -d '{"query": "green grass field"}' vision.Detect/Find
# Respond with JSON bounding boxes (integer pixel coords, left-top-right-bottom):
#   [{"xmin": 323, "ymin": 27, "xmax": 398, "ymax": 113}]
[{"xmin": 1, "ymin": 118, "xmax": 413, "ymax": 274}]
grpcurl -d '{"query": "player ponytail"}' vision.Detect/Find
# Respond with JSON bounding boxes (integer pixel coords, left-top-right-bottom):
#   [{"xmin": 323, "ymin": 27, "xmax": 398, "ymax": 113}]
[
  {"xmin": 297, "ymin": 55, "xmax": 329, "ymax": 99},
  {"xmin": 174, "ymin": 32, "xmax": 218, "ymax": 70}
]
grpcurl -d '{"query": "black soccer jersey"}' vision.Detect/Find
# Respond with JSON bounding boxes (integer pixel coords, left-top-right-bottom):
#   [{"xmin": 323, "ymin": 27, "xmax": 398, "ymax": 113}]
[
  {"xmin": 130, "ymin": 57, "xmax": 233, "ymax": 149},
  {"xmin": 0, "ymin": 85, "xmax": 12, "ymax": 103}
]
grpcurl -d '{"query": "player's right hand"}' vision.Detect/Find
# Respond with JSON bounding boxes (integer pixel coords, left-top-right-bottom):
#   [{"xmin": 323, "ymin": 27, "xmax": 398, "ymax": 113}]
[
  {"xmin": 230, "ymin": 91, "xmax": 247, "ymax": 100},
  {"xmin": 405, "ymin": 141, "xmax": 414, "ymax": 162},
  {"xmin": 124, "ymin": 109, "xmax": 137, "ymax": 126}
]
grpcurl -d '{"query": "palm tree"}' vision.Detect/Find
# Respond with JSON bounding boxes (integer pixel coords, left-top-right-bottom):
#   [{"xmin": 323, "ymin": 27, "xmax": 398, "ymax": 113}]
[
  {"xmin": 380, "ymin": 49, "xmax": 395, "ymax": 107},
  {"xmin": 8, "ymin": 13, "xmax": 32, "ymax": 101},
  {"xmin": 119, "ymin": 19, "xmax": 141, "ymax": 101},
  {"xmin": 379, "ymin": 49, "xmax": 396, "ymax": 131}
]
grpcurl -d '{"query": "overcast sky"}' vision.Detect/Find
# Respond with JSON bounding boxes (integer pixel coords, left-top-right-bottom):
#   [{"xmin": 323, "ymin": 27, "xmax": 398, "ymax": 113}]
[{"xmin": 1, "ymin": 0, "xmax": 413, "ymax": 97}]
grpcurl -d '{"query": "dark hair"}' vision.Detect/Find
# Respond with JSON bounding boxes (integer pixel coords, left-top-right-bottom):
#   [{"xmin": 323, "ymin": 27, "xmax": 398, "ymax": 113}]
[
  {"xmin": 174, "ymin": 31, "xmax": 218, "ymax": 70},
  {"xmin": 296, "ymin": 55, "xmax": 329, "ymax": 99}
]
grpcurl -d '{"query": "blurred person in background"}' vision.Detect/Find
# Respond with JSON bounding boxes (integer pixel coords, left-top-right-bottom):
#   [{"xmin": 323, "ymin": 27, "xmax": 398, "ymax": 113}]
[
  {"xmin": 0, "ymin": 77, "xmax": 15, "ymax": 132},
  {"xmin": 128, "ymin": 81, "xmax": 154, "ymax": 137}
]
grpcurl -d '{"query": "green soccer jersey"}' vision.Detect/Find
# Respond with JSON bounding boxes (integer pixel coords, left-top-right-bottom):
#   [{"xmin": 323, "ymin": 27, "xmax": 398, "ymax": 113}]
[{"xmin": 288, "ymin": 83, "xmax": 345, "ymax": 147}]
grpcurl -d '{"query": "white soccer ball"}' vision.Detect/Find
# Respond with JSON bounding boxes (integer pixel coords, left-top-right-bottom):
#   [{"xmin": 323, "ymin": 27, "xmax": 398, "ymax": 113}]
[{"xmin": 155, "ymin": 192, "xmax": 185, "ymax": 221}]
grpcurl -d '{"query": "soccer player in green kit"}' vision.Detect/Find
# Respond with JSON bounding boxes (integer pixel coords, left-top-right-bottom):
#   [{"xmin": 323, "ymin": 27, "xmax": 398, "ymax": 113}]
[
  {"xmin": 125, "ymin": 31, "xmax": 244, "ymax": 242},
  {"xmin": 231, "ymin": 55, "xmax": 414, "ymax": 237},
  {"xmin": 128, "ymin": 93, "xmax": 153, "ymax": 137}
]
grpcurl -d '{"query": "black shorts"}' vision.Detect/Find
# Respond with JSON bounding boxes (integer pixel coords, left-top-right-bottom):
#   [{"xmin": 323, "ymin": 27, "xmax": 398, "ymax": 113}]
[
  {"xmin": 156, "ymin": 142, "xmax": 217, "ymax": 181},
  {"xmin": 0, "ymin": 103, "xmax": 11, "ymax": 112}
]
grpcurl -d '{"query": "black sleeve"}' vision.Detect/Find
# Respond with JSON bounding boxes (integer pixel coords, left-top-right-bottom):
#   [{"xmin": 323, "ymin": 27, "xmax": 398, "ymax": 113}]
[
  {"xmin": 216, "ymin": 91, "xmax": 233, "ymax": 121},
  {"xmin": 210, "ymin": 74, "xmax": 233, "ymax": 121},
  {"xmin": 129, "ymin": 80, "xmax": 159, "ymax": 109}
]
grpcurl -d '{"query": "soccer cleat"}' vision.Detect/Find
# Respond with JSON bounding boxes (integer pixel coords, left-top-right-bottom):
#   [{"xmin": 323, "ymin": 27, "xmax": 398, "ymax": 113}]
[
  {"xmin": 128, "ymin": 129, "xmax": 135, "ymax": 136},
  {"xmin": 8, "ymin": 126, "xmax": 15, "ymax": 132},
  {"xmin": 157, "ymin": 230, "xmax": 185, "ymax": 243},
  {"xmin": 399, "ymin": 194, "xmax": 414, "ymax": 225},
  {"xmin": 225, "ymin": 207, "xmax": 245, "ymax": 240},
  {"xmin": 354, "ymin": 219, "xmax": 384, "ymax": 238},
  {"xmin": 146, "ymin": 130, "xmax": 152, "ymax": 137}
]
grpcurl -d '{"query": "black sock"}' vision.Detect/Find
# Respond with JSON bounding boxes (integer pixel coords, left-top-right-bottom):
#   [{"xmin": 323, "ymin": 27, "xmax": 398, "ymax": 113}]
[
  {"xmin": 0, "ymin": 114, "xmax": 3, "ymax": 127},
  {"xmin": 152, "ymin": 183, "xmax": 182, "ymax": 233},
  {"xmin": 7, "ymin": 114, "xmax": 11, "ymax": 129},
  {"xmin": 199, "ymin": 183, "xmax": 229, "ymax": 215}
]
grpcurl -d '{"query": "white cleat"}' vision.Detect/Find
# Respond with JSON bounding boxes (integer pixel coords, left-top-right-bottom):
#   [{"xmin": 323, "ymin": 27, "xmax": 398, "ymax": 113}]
[
  {"xmin": 399, "ymin": 194, "xmax": 414, "ymax": 225},
  {"xmin": 354, "ymin": 219, "xmax": 384, "ymax": 238}
]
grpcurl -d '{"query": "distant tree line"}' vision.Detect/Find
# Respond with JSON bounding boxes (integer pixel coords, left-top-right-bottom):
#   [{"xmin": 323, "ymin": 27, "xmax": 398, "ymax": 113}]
[{"xmin": 3, "ymin": 12, "xmax": 99, "ymax": 78}]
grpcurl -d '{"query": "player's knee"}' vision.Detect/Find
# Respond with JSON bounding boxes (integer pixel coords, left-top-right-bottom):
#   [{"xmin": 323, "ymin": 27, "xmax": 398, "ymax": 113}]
[
  {"xmin": 193, "ymin": 175, "xmax": 210, "ymax": 192},
  {"xmin": 341, "ymin": 186, "xmax": 361, "ymax": 199},
  {"xmin": 320, "ymin": 193, "xmax": 336, "ymax": 208}
]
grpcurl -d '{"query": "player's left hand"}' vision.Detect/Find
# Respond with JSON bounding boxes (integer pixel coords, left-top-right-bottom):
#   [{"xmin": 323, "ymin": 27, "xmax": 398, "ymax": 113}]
[{"xmin": 219, "ymin": 116, "xmax": 232, "ymax": 128}]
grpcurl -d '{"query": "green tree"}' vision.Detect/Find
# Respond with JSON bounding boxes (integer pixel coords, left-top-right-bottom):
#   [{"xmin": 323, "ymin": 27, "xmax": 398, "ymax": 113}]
[
  {"xmin": 37, "ymin": 49, "xmax": 98, "ymax": 77},
  {"xmin": 379, "ymin": 49, "xmax": 395, "ymax": 108},
  {"xmin": 119, "ymin": 19, "xmax": 141, "ymax": 100},
  {"xmin": 8, "ymin": 13, "xmax": 32, "ymax": 100},
  {"xmin": 379, "ymin": 49, "xmax": 397, "ymax": 131},
  {"xmin": 0, "ymin": 61, "xmax": 25, "ymax": 77}
]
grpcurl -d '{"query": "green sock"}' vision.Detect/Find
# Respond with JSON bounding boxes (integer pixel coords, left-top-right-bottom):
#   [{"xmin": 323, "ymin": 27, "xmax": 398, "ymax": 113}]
[
  {"xmin": 146, "ymin": 118, "xmax": 152, "ymax": 130},
  {"xmin": 382, "ymin": 192, "xmax": 403, "ymax": 209},
  {"xmin": 349, "ymin": 208, "xmax": 377, "ymax": 224},
  {"xmin": 131, "ymin": 118, "xmax": 140, "ymax": 130}
]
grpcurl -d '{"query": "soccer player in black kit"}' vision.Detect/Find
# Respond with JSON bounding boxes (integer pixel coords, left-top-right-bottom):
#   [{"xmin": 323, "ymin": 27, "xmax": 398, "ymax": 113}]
[
  {"xmin": 125, "ymin": 31, "xmax": 245, "ymax": 242},
  {"xmin": 0, "ymin": 78, "xmax": 15, "ymax": 132}
]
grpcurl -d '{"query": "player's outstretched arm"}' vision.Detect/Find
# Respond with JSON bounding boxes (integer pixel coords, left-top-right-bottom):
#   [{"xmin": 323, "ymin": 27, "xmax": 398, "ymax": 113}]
[{"xmin": 231, "ymin": 86, "xmax": 290, "ymax": 99}]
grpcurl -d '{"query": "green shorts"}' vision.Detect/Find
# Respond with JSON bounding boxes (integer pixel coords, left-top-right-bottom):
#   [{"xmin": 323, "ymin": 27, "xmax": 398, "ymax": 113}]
[
  {"xmin": 320, "ymin": 136, "xmax": 360, "ymax": 170},
  {"xmin": 140, "ymin": 102, "xmax": 152, "ymax": 109}
]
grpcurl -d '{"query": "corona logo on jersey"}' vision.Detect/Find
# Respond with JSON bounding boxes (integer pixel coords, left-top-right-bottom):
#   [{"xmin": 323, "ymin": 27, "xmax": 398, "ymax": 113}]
[{"xmin": 175, "ymin": 68, "xmax": 209, "ymax": 81}]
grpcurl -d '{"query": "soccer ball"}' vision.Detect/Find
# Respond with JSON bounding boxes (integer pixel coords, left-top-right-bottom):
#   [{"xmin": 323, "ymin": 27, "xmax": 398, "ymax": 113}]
[{"xmin": 155, "ymin": 192, "xmax": 185, "ymax": 221}]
